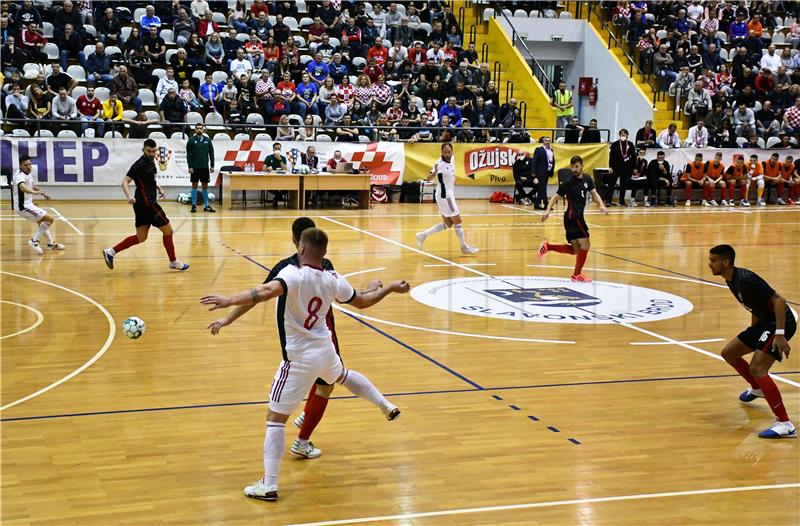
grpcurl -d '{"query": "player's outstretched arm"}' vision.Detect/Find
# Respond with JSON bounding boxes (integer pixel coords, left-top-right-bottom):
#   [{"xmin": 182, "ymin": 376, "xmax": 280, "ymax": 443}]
[
  {"xmin": 203, "ymin": 281, "xmax": 285, "ymax": 334},
  {"xmin": 121, "ymin": 175, "xmax": 135, "ymax": 204},
  {"xmin": 348, "ymin": 280, "xmax": 410, "ymax": 309},
  {"xmin": 19, "ymin": 182, "xmax": 50, "ymax": 199},
  {"xmin": 770, "ymin": 293, "xmax": 791, "ymax": 359},
  {"xmin": 541, "ymin": 194, "xmax": 560, "ymax": 222},
  {"xmin": 591, "ymin": 189, "xmax": 609, "ymax": 214}
]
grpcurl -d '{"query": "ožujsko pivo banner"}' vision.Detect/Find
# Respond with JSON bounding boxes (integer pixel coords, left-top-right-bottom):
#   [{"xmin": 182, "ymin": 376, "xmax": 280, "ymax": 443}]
[
  {"xmin": 404, "ymin": 142, "xmax": 611, "ymax": 185},
  {"xmin": 0, "ymin": 138, "xmax": 406, "ymax": 186}
]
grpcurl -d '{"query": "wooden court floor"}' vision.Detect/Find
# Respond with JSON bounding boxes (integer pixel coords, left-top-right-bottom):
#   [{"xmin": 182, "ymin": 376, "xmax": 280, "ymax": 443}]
[{"xmin": 1, "ymin": 200, "xmax": 799, "ymax": 525}]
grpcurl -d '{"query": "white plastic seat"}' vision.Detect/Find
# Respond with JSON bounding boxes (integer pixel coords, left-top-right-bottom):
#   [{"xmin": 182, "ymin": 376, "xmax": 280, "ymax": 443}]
[
  {"xmin": 772, "ymin": 32, "xmax": 786, "ymax": 45},
  {"xmin": 123, "ymin": 110, "xmax": 138, "ymax": 119},
  {"xmin": 192, "ymin": 69, "xmax": 208, "ymax": 83},
  {"xmin": 234, "ymin": 133, "xmax": 251, "ymax": 140},
  {"xmin": 514, "ymin": 9, "xmax": 527, "ymax": 17},
  {"xmin": 212, "ymin": 70, "xmax": 229, "ymax": 84},
  {"xmin": 213, "ymin": 133, "xmax": 232, "ymax": 141},
  {"xmin": 152, "ymin": 68, "xmax": 167, "ymax": 80},
  {"xmin": 159, "ymin": 29, "xmax": 174, "ymax": 44},
  {"xmin": 34, "ymin": 129, "xmax": 54, "ymax": 137},
  {"xmin": 559, "ymin": 11, "xmax": 573, "ymax": 19},
  {"xmin": 105, "ymin": 130, "xmax": 125, "ymax": 138},
  {"xmin": 145, "ymin": 110, "xmax": 161, "ymax": 121},
  {"xmin": 766, "ymin": 136, "xmax": 781, "ymax": 148},
  {"xmin": 148, "ymin": 131, "xmax": 167, "ymax": 139},
  {"xmin": 12, "ymin": 129, "xmax": 30, "ymax": 137},
  {"xmin": 43, "ymin": 42, "xmax": 59, "ymax": 59},
  {"xmin": 482, "ymin": 8, "xmax": 494, "ymax": 21},
  {"xmin": 166, "ymin": 49, "xmax": 178, "ymax": 63},
  {"xmin": 171, "ymin": 131, "xmax": 188, "ymax": 139},
  {"xmin": 212, "ymin": 12, "xmax": 227, "ymax": 24},
  {"xmin": 67, "ymin": 65, "xmax": 86, "ymax": 81},
  {"xmin": 72, "ymin": 86, "xmax": 87, "ymax": 100},
  {"xmin": 94, "ymin": 87, "xmax": 110, "ymax": 102},
  {"xmin": 285, "ymin": 17, "xmax": 299, "ymax": 30},
  {"xmin": 187, "ymin": 111, "xmax": 204, "ymax": 124},
  {"xmin": 254, "ymin": 132, "xmax": 273, "ymax": 141},
  {"xmin": 58, "ymin": 130, "xmax": 78, "ymax": 138},
  {"xmin": 299, "ymin": 17, "xmax": 314, "ymax": 28},
  {"xmin": 246, "ymin": 113, "xmax": 264, "ymax": 125},
  {"xmin": 133, "ymin": 8, "xmax": 147, "ymax": 23},
  {"xmin": 42, "ymin": 21, "xmax": 54, "ymax": 38},
  {"xmin": 315, "ymin": 134, "xmax": 332, "ymax": 141},
  {"xmin": 139, "ymin": 88, "xmax": 156, "ymax": 106},
  {"xmin": 84, "ymin": 24, "xmax": 97, "ymax": 37}
]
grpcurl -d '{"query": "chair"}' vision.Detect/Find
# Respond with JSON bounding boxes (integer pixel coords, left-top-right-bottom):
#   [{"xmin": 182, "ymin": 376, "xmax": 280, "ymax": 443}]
[
  {"xmin": 293, "ymin": 35, "xmax": 306, "ymax": 48},
  {"xmin": 352, "ymin": 56, "xmax": 367, "ymax": 68},
  {"xmin": 72, "ymin": 86, "xmax": 87, "ymax": 100},
  {"xmin": 246, "ymin": 113, "xmax": 265, "ymax": 125},
  {"xmin": 104, "ymin": 130, "xmax": 125, "ymax": 138},
  {"xmin": 530, "ymin": 10, "xmax": 540, "ymax": 18},
  {"xmin": 58, "ymin": 130, "xmax": 78, "ymax": 138},
  {"xmin": 121, "ymin": 26, "xmax": 132, "ymax": 41},
  {"xmin": 133, "ymin": 7, "xmax": 147, "ymax": 22},
  {"xmin": 753, "ymin": 101, "xmax": 762, "ymax": 112},
  {"xmin": 187, "ymin": 111, "xmax": 204, "ymax": 124},
  {"xmin": 786, "ymin": 16, "xmax": 797, "ymax": 27},
  {"xmin": 396, "ymin": 3, "xmax": 406, "ymax": 15},
  {"xmin": 766, "ymin": 136, "xmax": 781, "ymax": 148},
  {"xmin": 656, "ymin": 29, "xmax": 667, "ymax": 40},
  {"xmin": 316, "ymin": 134, "xmax": 332, "ymax": 141},
  {"xmin": 139, "ymin": 88, "xmax": 156, "ymax": 106},
  {"xmin": 234, "ymin": 133, "xmax": 251, "ymax": 140},
  {"xmin": 145, "ymin": 110, "xmax": 161, "ymax": 121},
  {"xmin": 212, "ymin": 12, "xmax": 227, "ymax": 24},
  {"xmin": 775, "ymin": 16, "xmax": 784, "ymax": 28},
  {"xmin": 482, "ymin": 8, "xmax": 495, "ymax": 21},
  {"xmin": 419, "ymin": 22, "xmax": 432, "ymax": 35},
  {"xmin": 23, "ymin": 63, "xmax": 43, "ymax": 76},
  {"xmin": 43, "ymin": 43, "xmax": 59, "ymax": 60},
  {"xmin": 148, "ymin": 131, "xmax": 167, "ymax": 139},
  {"xmin": 514, "ymin": 9, "xmax": 527, "ymax": 17},
  {"xmin": 106, "ymin": 46, "xmax": 122, "ymax": 57},
  {"xmin": 757, "ymin": 137, "xmax": 765, "ymax": 148},
  {"xmin": 159, "ymin": 29, "xmax": 174, "ymax": 44},
  {"xmin": 94, "ymin": 87, "xmax": 110, "ymax": 102},
  {"xmin": 84, "ymin": 44, "xmax": 95, "ymax": 57},
  {"xmin": 556, "ymin": 136, "xmax": 565, "ymax": 143},
  {"xmin": 296, "ymin": 0, "xmax": 307, "ymax": 13},
  {"xmin": 166, "ymin": 49, "xmax": 178, "ymax": 63},
  {"xmin": 329, "ymin": 37, "xmax": 340, "ymax": 48},
  {"xmin": 84, "ymin": 24, "xmax": 97, "ymax": 37},
  {"xmin": 192, "ymin": 69, "xmax": 208, "ymax": 84},
  {"xmin": 300, "ymin": 54, "xmax": 313, "ymax": 65},
  {"xmin": 254, "ymin": 132, "xmax": 273, "ymax": 141},
  {"xmin": 34, "ymin": 129, "xmax": 55, "ymax": 137},
  {"xmin": 299, "ymin": 17, "xmax": 314, "ymax": 28},
  {"xmin": 171, "ymin": 131, "xmax": 188, "ymax": 139},
  {"xmin": 67, "ymin": 65, "xmax": 86, "ymax": 81},
  {"xmin": 285, "ymin": 17, "xmax": 299, "ymax": 30},
  {"xmin": 236, "ymin": 33, "xmax": 249, "ymax": 42},
  {"xmin": 358, "ymin": 135, "xmax": 370, "ymax": 142},
  {"xmin": 123, "ymin": 110, "xmax": 138, "ymax": 119},
  {"xmin": 152, "ymin": 68, "xmax": 167, "ymax": 80},
  {"xmin": 559, "ymin": 11, "xmax": 573, "ymax": 19},
  {"xmin": 212, "ymin": 70, "xmax": 229, "ymax": 84},
  {"xmin": 503, "ymin": 9, "xmax": 513, "ymax": 18},
  {"xmin": 42, "ymin": 21, "xmax": 54, "ymax": 38},
  {"xmin": 213, "ymin": 133, "xmax": 232, "ymax": 141},
  {"xmin": 719, "ymin": 48, "xmax": 728, "ymax": 61},
  {"xmin": 205, "ymin": 112, "xmax": 225, "ymax": 132},
  {"xmin": 287, "ymin": 114, "xmax": 303, "ymax": 126},
  {"xmin": 772, "ymin": 32, "xmax": 786, "ymax": 45},
  {"xmin": 12, "ymin": 129, "xmax": 30, "ymax": 137},
  {"xmin": 736, "ymin": 137, "xmax": 748, "ymax": 147}
]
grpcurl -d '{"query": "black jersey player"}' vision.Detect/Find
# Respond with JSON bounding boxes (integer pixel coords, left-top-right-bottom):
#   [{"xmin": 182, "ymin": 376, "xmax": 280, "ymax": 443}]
[{"xmin": 710, "ymin": 244, "xmax": 797, "ymax": 439}]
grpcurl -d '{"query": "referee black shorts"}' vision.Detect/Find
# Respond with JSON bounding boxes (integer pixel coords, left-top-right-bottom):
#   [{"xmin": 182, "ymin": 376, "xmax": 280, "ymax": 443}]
[
  {"xmin": 737, "ymin": 316, "xmax": 797, "ymax": 362},
  {"xmin": 134, "ymin": 202, "xmax": 170, "ymax": 228},
  {"xmin": 190, "ymin": 168, "xmax": 210, "ymax": 184},
  {"xmin": 564, "ymin": 216, "xmax": 590, "ymax": 242}
]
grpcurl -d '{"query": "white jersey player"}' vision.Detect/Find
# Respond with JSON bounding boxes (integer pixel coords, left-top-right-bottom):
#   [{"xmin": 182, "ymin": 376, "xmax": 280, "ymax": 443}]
[
  {"xmin": 11, "ymin": 155, "xmax": 65, "ymax": 255},
  {"xmin": 415, "ymin": 142, "xmax": 479, "ymax": 254},
  {"xmin": 202, "ymin": 227, "xmax": 410, "ymax": 502}
]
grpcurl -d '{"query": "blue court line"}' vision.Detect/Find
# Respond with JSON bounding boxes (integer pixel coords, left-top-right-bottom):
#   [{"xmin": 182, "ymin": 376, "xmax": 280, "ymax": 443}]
[
  {"xmin": 492, "ymin": 395, "xmax": 503, "ymax": 401},
  {"xmin": 547, "ymin": 426, "xmax": 560, "ymax": 433},
  {"xmin": 5, "ymin": 371, "xmax": 796, "ymax": 423},
  {"xmin": 228, "ymin": 247, "xmax": 485, "ymax": 390},
  {"xmin": 594, "ymin": 250, "xmax": 800, "ymax": 307},
  {"xmin": 509, "ymin": 404, "xmax": 521, "ymax": 410},
  {"xmin": 527, "ymin": 415, "xmax": 539, "ymax": 421},
  {"xmin": 568, "ymin": 438, "xmax": 581, "ymax": 445}
]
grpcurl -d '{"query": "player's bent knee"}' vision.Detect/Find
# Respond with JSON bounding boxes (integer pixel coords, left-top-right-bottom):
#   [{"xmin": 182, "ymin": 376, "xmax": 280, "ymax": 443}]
[
  {"xmin": 315, "ymin": 384, "xmax": 334, "ymax": 399},
  {"xmin": 267, "ymin": 409, "xmax": 290, "ymax": 423}
]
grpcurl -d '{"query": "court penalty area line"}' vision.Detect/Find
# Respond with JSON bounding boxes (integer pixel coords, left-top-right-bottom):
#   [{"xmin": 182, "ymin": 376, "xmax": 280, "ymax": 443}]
[
  {"xmin": 284, "ymin": 482, "xmax": 800, "ymax": 526},
  {"xmin": 0, "ymin": 272, "xmax": 115, "ymax": 411},
  {"xmin": 49, "ymin": 207, "xmax": 84, "ymax": 235}
]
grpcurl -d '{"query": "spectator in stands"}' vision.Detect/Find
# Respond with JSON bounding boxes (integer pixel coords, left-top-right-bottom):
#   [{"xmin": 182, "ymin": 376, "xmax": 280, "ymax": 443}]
[
  {"xmin": 222, "ymin": 27, "xmax": 242, "ymax": 67},
  {"xmin": 160, "ymin": 86, "xmax": 187, "ymax": 136},
  {"xmin": 77, "ymin": 85, "xmax": 103, "ymax": 136},
  {"xmin": 581, "ymin": 119, "xmax": 602, "ymax": 143},
  {"xmin": 729, "ymin": 12, "xmax": 749, "ymax": 46},
  {"xmin": 53, "ymin": 0, "xmax": 84, "ymax": 41},
  {"xmin": 295, "ymin": 114, "xmax": 316, "ymax": 140},
  {"xmin": 97, "ymin": 6, "xmax": 122, "ymax": 46},
  {"xmin": 168, "ymin": 48, "xmax": 192, "ymax": 89},
  {"xmin": 229, "ymin": 48, "xmax": 253, "ymax": 81},
  {"xmin": 274, "ymin": 114, "xmax": 294, "ymax": 140},
  {"xmin": 14, "ymin": 0, "xmax": 42, "ymax": 28},
  {"xmin": 783, "ymin": 97, "xmax": 800, "ymax": 135},
  {"xmin": 191, "ymin": 0, "xmax": 211, "ymax": 19},
  {"xmin": 504, "ymin": 117, "xmax": 530, "ymax": 144},
  {"xmin": 250, "ymin": 0, "xmax": 269, "ymax": 19},
  {"xmin": 733, "ymin": 102, "xmax": 756, "ymax": 137},
  {"xmin": 705, "ymin": 103, "xmax": 727, "ymax": 138},
  {"xmin": 197, "ymin": 73, "xmax": 220, "ymax": 114},
  {"xmin": 282, "ymin": 37, "xmax": 300, "ymax": 64},
  {"xmin": 646, "ymin": 150, "xmax": 674, "ymax": 207},
  {"xmin": 295, "ymin": 72, "xmax": 319, "ymax": 117},
  {"xmin": 271, "ymin": 14, "xmax": 291, "ymax": 45},
  {"xmin": 141, "ymin": 25, "xmax": 166, "ymax": 66},
  {"xmin": 128, "ymin": 46, "xmax": 155, "ymax": 88},
  {"xmin": 438, "ymin": 96, "xmax": 462, "ymax": 126},
  {"xmin": 155, "ymin": 66, "xmax": 179, "ymax": 104},
  {"xmin": 307, "ymin": 16, "xmax": 327, "ymax": 44},
  {"xmin": 56, "ymin": 22, "xmax": 85, "ymax": 70},
  {"xmin": 198, "ymin": 12, "xmax": 219, "ymax": 41},
  {"xmin": 265, "ymin": 90, "xmax": 290, "ymax": 124},
  {"xmin": 657, "ymin": 123, "xmax": 682, "ymax": 149},
  {"xmin": 333, "ymin": 114, "xmax": 358, "ymax": 142},
  {"xmin": 179, "ymin": 78, "xmax": 201, "ymax": 111},
  {"xmin": 636, "ymin": 119, "xmax": 657, "ymax": 148},
  {"xmin": 45, "ymin": 62, "xmax": 77, "ymax": 97},
  {"xmin": 686, "ymin": 119, "xmax": 709, "ymax": 148},
  {"xmin": 653, "ymin": 43, "xmax": 676, "ymax": 88},
  {"xmin": 27, "ymin": 83, "xmax": 51, "ymax": 122},
  {"xmin": 139, "ymin": 4, "xmax": 161, "ymax": 31},
  {"xmin": 743, "ymin": 134, "xmax": 761, "ymax": 149},
  {"xmin": 202, "ymin": 32, "xmax": 224, "ymax": 71},
  {"xmin": 685, "ymin": 80, "xmax": 712, "ymax": 122},
  {"xmin": 123, "ymin": 26, "xmax": 141, "ymax": 60},
  {"xmin": 20, "ymin": 21, "xmax": 48, "ymax": 63},
  {"xmin": 5, "ymin": 83, "xmax": 28, "ymax": 121},
  {"xmin": 563, "ymin": 115, "xmax": 583, "ymax": 144},
  {"xmin": 227, "ymin": 1, "xmax": 250, "ymax": 33},
  {"xmin": 186, "ymin": 32, "xmax": 207, "ymax": 68},
  {"xmin": 173, "ymin": 8, "xmax": 195, "ymax": 47},
  {"xmin": 83, "ymin": 42, "xmax": 113, "ymax": 86},
  {"xmin": 252, "ymin": 67, "xmax": 273, "ymax": 106},
  {"xmin": 51, "ymin": 85, "xmax": 78, "ymax": 129},
  {"xmin": 371, "ymin": 74, "xmax": 393, "ymax": 108},
  {"xmin": 702, "ymin": 43, "xmax": 724, "ymax": 72},
  {"xmin": 111, "ymin": 65, "xmax": 142, "ymax": 113},
  {"xmin": 367, "ymin": 36, "xmax": 389, "ymax": 66},
  {"xmin": 120, "ymin": 110, "xmax": 152, "ymax": 139},
  {"xmin": 306, "ymin": 52, "xmax": 329, "ymax": 85},
  {"xmin": 2, "ymin": 37, "xmax": 27, "ymax": 77},
  {"xmin": 754, "ymin": 68, "xmax": 775, "ymax": 98},
  {"xmin": 760, "ymin": 45, "xmax": 781, "ymax": 72},
  {"xmin": 551, "ymin": 81, "xmax": 574, "ymax": 130},
  {"xmin": 756, "ymin": 100, "xmax": 780, "ymax": 139}
]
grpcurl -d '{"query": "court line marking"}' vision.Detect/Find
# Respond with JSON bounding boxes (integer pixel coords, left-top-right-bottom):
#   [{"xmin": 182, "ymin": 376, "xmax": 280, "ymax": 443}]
[
  {"xmin": 630, "ymin": 338, "xmax": 725, "ymax": 346},
  {"xmin": 526, "ymin": 264, "xmax": 800, "ymax": 390},
  {"xmin": 284, "ymin": 483, "xmax": 800, "ymax": 526},
  {"xmin": 423, "ymin": 263, "xmax": 497, "ymax": 267},
  {"xmin": 321, "ymin": 219, "xmax": 800, "ymax": 391},
  {"xmin": 0, "ymin": 272, "xmax": 116, "ymax": 412},
  {"xmin": 502, "ymin": 203, "xmax": 601, "ymax": 227},
  {"xmin": 5, "ymin": 370, "xmax": 798, "ymax": 423},
  {"xmin": 48, "ymin": 207, "xmax": 84, "ymax": 235},
  {"xmin": 0, "ymin": 300, "xmax": 45, "ymax": 340}
]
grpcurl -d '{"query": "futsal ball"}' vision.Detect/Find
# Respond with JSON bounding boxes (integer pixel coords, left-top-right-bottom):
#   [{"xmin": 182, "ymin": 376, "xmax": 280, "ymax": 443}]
[{"xmin": 122, "ymin": 316, "xmax": 146, "ymax": 339}]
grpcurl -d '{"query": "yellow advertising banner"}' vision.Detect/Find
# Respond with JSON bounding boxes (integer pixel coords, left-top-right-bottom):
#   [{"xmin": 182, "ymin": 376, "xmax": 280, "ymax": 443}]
[{"xmin": 404, "ymin": 142, "xmax": 610, "ymax": 185}]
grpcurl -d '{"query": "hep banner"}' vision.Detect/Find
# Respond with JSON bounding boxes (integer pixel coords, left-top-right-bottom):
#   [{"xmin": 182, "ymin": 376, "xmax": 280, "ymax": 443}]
[
  {"xmin": 1, "ymin": 138, "xmax": 406, "ymax": 186},
  {"xmin": 404, "ymin": 142, "xmax": 610, "ymax": 185}
]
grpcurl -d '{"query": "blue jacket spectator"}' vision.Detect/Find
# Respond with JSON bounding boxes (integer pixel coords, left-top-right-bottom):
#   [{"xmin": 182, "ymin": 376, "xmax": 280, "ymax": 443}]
[
  {"xmin": 139, "ymin": 5, "xmax": 162, "ymax": 31},
  {"xmin": 438, "ymin": 98, "xmax": 463, "ymax": 126},
  {"xmin": 306, "ymin": 54, "xmax": 329, "ymax": 84},
  {"xmin": 86, "ymin": 43, "xmax": 114, "ymax": 84}
]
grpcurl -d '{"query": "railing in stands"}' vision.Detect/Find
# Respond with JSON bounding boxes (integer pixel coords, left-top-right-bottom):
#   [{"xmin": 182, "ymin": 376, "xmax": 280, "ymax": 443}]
[
  {"xmin": 480, "ymin": 42, "xmax": 489, "ymax": 64},
  {"xmin": 583, "ymin": 1, "xmax": 665, "ymax": 108},
  {"xmin": 0, "ymin": 118, "xmax": 613, "ymax": 143},
  {"xmin": 489, "ymin": 1, "xmax": 557, "ymax": 99}
]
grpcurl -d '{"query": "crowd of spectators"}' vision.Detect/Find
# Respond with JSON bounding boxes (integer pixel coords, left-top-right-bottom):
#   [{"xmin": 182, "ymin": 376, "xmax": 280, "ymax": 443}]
[
  {"xmin": 607, "ymin": 0, "xmax": 800, "ymax": 148},
  {"xmin": 1, "ymin": 0, "xmax": 531, "ymax": 142}
]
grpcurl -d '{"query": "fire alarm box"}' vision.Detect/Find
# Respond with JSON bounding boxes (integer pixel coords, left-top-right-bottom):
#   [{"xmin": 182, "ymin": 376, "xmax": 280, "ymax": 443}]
[{"xmin": 578, "ymin": 77, "xmax": 594, "ymax": 96}]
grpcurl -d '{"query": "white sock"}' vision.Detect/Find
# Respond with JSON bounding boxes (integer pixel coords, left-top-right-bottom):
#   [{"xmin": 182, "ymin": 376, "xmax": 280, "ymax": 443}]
[
  {"xmin": 295, "ymin": 438, "xmax": 308, "ymax": 447},
  {"xmin": 454, "ymin": 224, "xmax": 467, "ymax": 247},
  {"xmin": 263, "ymin": 422, "xmax": 285, "ymax": 487},
  {"xmin": 107, "ymin": 247, "xmax": 116, "ymax": 256},
  {"xmin": 32, "ymin": 221, "xmax": 51, "ymax": 242},
  {"xmin": 44, "ymin": 227, "xmax": 54, "ymax": 245},
  {"xmin": 422, "ymin": 222, "xmax": 447, "ymax": 237},
  {"xmin": 340, "ymin": 369, "xmax": 393, "ymax": 413}
]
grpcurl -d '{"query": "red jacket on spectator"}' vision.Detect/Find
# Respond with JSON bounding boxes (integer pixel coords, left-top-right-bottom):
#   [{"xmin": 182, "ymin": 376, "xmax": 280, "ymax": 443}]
[
  {"xmin": 198, "ymin": 19, "xmax": 219, "ymax": 39},
  {"xmin": 409, "ymin": 46, "xmax": 426, "ymax": 65},
  {"xmin": 20, "ymin": 25, "xmax": 47, "ymax": 50},
  {"xmin": 367, "ymin": 44, "xmax": 388, "ymax": 66},
  {"xmin": 363, "ymin": 64, "xmax": 384, "ymax": 83},
  {"xmin": 251, "ymin": 1, "xmax": 269, "ymax": 18},
  {"xmin": 754, "ymin": 73, "xmax": 775, "ymax": 96},
  {"xmin": 342, "ymin": 26, "xmax": 361, "ymax": 45}
]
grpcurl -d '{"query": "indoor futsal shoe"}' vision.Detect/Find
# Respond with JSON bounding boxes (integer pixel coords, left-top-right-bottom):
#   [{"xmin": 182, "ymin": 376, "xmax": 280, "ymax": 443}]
[
  {"xmin": 415, "ymin": 232, "xmax": 426, "ymax": 250},
  {"xmin": 169, "ymin": 261, "xmax": 190, "ymax": 271},
  {"xmin": 102, "ymin": 248, "xmax": 114, "ymax": 269},
  {"xmin": 293, "ymin": 411, "xmax": 305, "ymax": 429},
  {"xmin": 385, "ymin": 407, "xmax": 402, "ymax": 421},
  {"xmin": 570, "ymin": 273, "xmax": 593, "ymax": 283},
  {"xmin": 461, "ymin": 245, "xmax": 479, "ymax": 255},
  {"xmin": 28, "ymin": 239, "xmax": 43, "ymax": 255},
  {"xmin": 758, "ymin": 420, "xmax": 797, "ymax": 439},
  {"xmin": 537, "ymin": 240, "xmax": 549, "ymax": 260},
  {"xmin": 47, "ymin": 242, "xmax": 65, "ymax": 250},
  {"xmin": 290, "ymin": 439, "xmax": 321, "ymax": 459},
  {"xmin": 204, "ymin": 206, "xmax": 216, "ymax": 213},
  {"xmin": 243, "ymin": 479, "xmax": 278, "ymax": 501},
  {"xmin": 739, "ymin": 388, "xmax": 764, "ymax": 403}
]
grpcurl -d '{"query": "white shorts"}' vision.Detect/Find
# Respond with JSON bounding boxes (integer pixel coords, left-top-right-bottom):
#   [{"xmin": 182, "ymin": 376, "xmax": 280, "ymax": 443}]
[
  {"xmin": 435, "ymin": 193, "xmax": 460, "ymax": 218},
  {"xmin": 16, "ymin": 204, "xmax": 46, "ymax": 223},
  {"xmin": 268, "ymin": 345, "xmax": 344, "ymax": 415}
]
